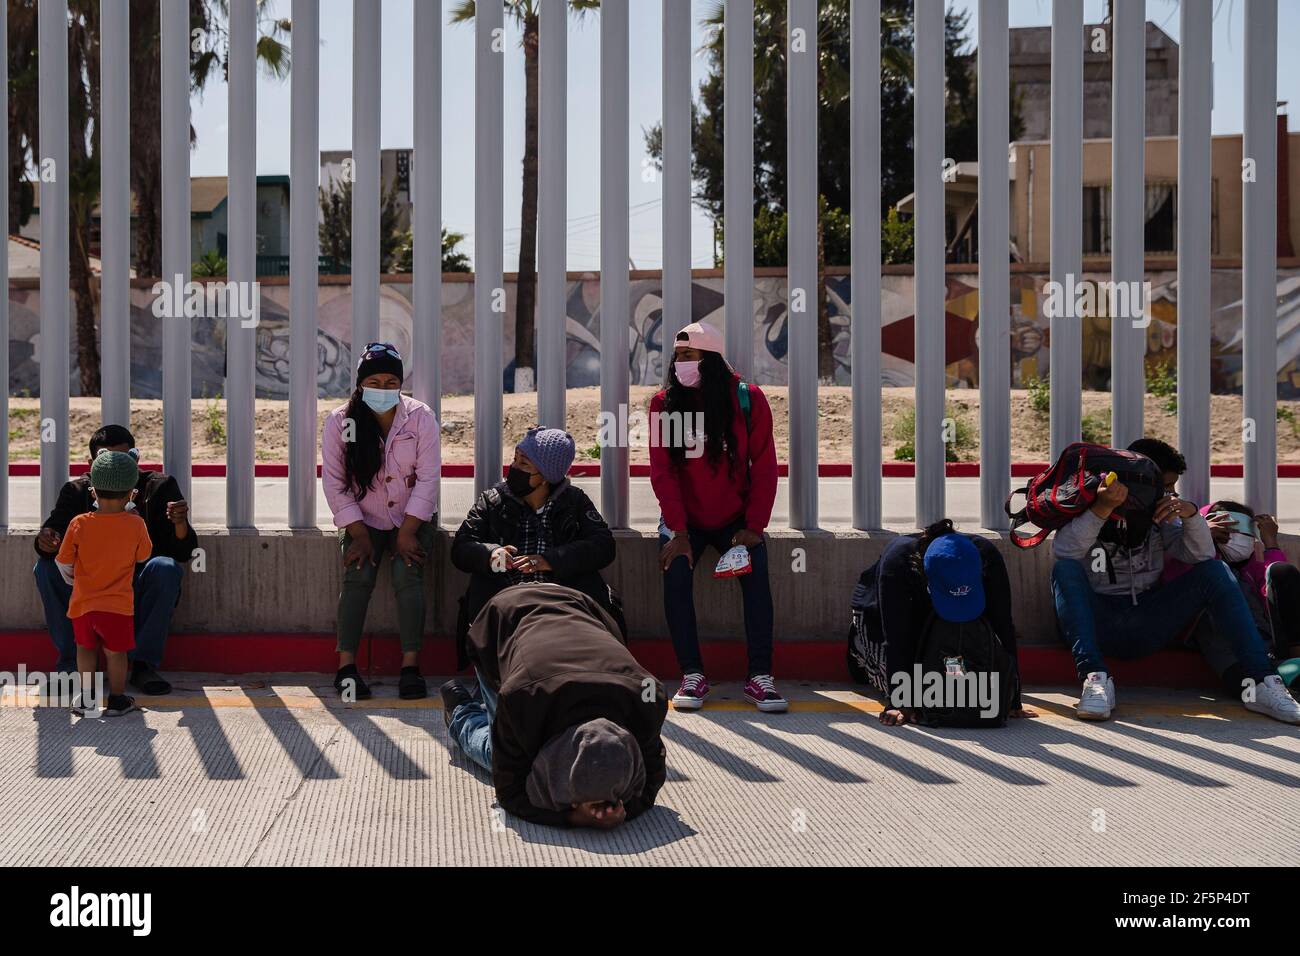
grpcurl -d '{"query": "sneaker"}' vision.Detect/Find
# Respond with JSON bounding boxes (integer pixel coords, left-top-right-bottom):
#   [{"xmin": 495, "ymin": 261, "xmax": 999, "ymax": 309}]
[
  {"xmin": 1076, "ymin": 671, "xmax": 1115, "ymax": 720},
  {"xmin": 671, "ymin": 673, "xmax": 710, "ymax": 710},
  {"xmin": 334, "ymin": 664, "xmax": 372, "ymax": 701},
  {"xmin": 440, "ymin": 679, "xmax": 477, "ymax": 730},
  {"xmin": 1244, "ymin": 674, "xmax": 1300, "ymax": 725},
  {"xmin": 104, "ymin": 694, "xmax": 137, "ymax": 717},
  {"xmin": 743, "ymin": 674, "xmax": 788, "ymax": 713},
  {"xmin": 70, "ymin": 693, "xmax": 100, "ymax": 717}
]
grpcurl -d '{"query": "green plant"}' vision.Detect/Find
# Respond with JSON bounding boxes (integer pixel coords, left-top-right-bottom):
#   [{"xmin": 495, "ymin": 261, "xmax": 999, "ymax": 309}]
[
  {"xmin": 584, "ymin": 443, "xmax": 601, "ymax": 461},
  {"xmin": 203, "ymin": 395, "xmax": 226, "ymax": 446},
  {"xmin": 1081, "ymin": 410, "xmax": 1112, "ymax": 445},
  {"xmin": 192, "ymin": 249, "xmax": 228, "ymax": 277},
  {"xmin": 1279, "ymin": 406, "xmax": 1297, "ymax": 438},
  {"xmin": 1025, "ymin": 376, "xmax": 1050, "ymax": 415},
  {"xmin": 891, "ymin": 405, "xmax": 972, "ymax": 462},
  {"xmin": 1146, "ymin": 361, "xmax": 1178, "ymax": 414}
]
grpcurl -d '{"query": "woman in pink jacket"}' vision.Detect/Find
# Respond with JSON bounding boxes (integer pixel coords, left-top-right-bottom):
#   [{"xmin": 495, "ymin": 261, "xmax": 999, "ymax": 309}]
[{"xmin": 321, "ymin": 343, "xmax": 441, "ymax": 700}]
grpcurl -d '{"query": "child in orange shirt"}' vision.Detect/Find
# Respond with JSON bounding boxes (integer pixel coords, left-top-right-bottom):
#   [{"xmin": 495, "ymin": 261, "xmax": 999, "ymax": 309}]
[{"xmin": 55, "ymin": 450, "xmax": 153, "ymax": 716}]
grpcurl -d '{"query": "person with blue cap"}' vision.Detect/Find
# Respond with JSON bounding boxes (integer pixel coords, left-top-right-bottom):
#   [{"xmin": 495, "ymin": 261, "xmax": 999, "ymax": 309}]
[
  {"xmin": 845, "ymin": 519, "xmax": 1036, "ymax": 726},
  {"xmin": 444, "ymin": 426, "xmax": 623, "ymax": 771}
]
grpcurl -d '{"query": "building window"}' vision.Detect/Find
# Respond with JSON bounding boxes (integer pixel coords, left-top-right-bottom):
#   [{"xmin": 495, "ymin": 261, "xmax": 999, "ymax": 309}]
[
  {"xmin": 1082, "ymin": 182, "xmax": 1187, "ymax": 256},
  {"xmin": 1083, "ymin": 186, "xmax": 1110, "ymax": 255}
]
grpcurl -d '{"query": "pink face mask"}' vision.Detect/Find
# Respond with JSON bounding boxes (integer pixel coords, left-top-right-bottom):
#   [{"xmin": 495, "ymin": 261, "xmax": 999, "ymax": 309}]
[{"xmin": 674, "ymin": 360, "xmax": 701, "ymax": 388}]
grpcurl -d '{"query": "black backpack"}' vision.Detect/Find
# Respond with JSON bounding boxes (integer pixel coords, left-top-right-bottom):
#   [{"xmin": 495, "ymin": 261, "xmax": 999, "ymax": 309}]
[
  {"xmin": 909, "ymin": 614, "xmax": 1014, "ymax": 727},
  {"xmin": 1004, "ymin": 442, "xmax": 1165, "ymax": 548}
]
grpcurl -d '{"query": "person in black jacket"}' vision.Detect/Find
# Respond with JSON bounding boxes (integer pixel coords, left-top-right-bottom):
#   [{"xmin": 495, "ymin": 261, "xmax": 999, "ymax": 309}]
[
  {"xmin": 32, "ymin": 425, "xmax": 196, "ymax": 695},
  {"xmin": 458, "ymin": 583, "xmax": 667, "ymax": 829},
  {"xmin": 447, "ymin": 427, "xmax": 621, "ymax": 671},
  {"xmin": 847, "ymin": 519, "xmax": 1037, "ymax": 726}
]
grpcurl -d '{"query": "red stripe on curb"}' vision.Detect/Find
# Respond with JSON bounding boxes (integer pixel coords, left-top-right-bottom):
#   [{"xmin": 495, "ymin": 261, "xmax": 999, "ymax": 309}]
[
  {"xmin": 0, "ymin": 631, "xmax": 1220, "ymax": 686},
  {"xmin": 11, "ymin": 462, "xmax": 1298, "ymax": 479}
]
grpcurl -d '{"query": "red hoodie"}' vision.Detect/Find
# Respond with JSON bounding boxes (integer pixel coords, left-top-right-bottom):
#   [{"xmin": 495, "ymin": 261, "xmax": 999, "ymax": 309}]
[{"xmin": 648, "ymin": 374, "xmax": 778, "ymax": 534}]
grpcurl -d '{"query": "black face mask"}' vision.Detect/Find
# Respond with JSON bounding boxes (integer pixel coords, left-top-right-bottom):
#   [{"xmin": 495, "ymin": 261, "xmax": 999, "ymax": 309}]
[{"xmin": 506, "ymin": 466, "xmax": 537, "ymax": 498}]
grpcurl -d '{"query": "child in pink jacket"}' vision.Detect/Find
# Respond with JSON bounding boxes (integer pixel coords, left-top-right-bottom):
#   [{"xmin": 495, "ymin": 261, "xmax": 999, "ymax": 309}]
[{"xmin": 1164, "ymin": 501, "xmax": 1300, "ymax": 685}]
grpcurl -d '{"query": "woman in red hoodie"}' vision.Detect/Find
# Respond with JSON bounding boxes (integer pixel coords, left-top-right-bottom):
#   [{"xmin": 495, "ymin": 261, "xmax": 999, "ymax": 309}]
[{"xmin": 649, "ymin": 322, "xmax": 783, "ymax": 713}]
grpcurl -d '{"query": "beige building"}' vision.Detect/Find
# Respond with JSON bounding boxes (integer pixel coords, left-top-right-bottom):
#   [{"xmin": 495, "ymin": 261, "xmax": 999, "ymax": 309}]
[
  {"xmin": 1009, "ymin": 121, "xmax": 1300, "ymax": 264},
  {"xmin": 899, "ymin": 115, "xmax": 1300, "ymax": 265}
]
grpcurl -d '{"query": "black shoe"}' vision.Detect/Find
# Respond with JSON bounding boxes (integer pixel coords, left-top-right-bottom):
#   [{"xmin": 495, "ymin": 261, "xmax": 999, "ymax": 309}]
[
  {"xmin": 399, "ymin": 666, "xmax": 428, "ymax": 700},
  {"xmin": 440, "ymin": 679, "xmax": 475, "ymax": 730},
  {"xmin": 334, "ymin": 664, "xmax": 372, "ymax": 701},
  {"xmin": 104, "ymin": 694, "xmax": 137, "ymax": 717},
  {"xmin": 130, "ymin": 661, "xmax": 172, "ymax": 696}
]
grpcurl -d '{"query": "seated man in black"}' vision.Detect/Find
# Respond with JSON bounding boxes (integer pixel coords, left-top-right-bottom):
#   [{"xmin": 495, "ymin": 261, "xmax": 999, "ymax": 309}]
[
  {"xmin": 450, "ymin": 426, "xmax": 622, "ymax": 670},
  {"xmin": 32, "ymin": 424, "xmax": 196, "ymax": 695},
  {"xmin": 444, "ymin": 583, "xmax": 668, "ymax": 829}
]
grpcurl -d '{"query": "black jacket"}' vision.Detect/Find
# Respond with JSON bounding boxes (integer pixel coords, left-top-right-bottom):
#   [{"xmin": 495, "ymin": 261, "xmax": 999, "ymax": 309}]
[
  {"xmin": 850, "ymin": 533, "xmax": 1022, "ymax": 709},
  {"xmin": 469, "ymin": 583, "xmax": 668, "ymax": 827},
  {"xmin": 451, "ymin": 479, "xmax": 622, "ymax": 667},
  {"xmin": 36, "ymin": 472, "xmax": 198, "ymax": 564}
]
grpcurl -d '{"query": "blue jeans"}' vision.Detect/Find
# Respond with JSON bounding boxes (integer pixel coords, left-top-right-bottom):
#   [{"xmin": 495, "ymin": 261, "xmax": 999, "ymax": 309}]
[
  {"xmin": 658, "ymin": 516, "xmax": 775, "ymax": 677},
  {"xmin": 33, "ymin": 556, "xmax": 183, "ymax": 672},
  {"xmin": 448, "ymin": 667, "xmax": 498, "ymax": 772},
  {"xmin": 1051, "ymin": 557, "xmax": 1275, "ymax": 681}
]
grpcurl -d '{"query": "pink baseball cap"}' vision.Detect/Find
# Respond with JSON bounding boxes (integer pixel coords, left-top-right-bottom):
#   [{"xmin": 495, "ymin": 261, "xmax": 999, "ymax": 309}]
[{"xmin": 673, "ymin": 321, "xmax": 726, "ymax": 357}]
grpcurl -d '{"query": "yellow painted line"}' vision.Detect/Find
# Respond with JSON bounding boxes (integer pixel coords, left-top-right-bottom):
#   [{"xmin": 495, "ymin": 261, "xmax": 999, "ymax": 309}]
[{"xmin": 0, "ymin": 689, "xmax": 1268, "ymax": 721}]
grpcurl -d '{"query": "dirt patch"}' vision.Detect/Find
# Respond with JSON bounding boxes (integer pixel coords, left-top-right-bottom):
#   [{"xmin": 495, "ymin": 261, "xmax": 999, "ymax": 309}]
[{"xmin": 9, "ymin": 388, "xmax": 1298, "ymax": 464}]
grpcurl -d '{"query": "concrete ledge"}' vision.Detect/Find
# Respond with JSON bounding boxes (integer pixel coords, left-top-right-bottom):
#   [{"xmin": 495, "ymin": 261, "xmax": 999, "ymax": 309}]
[{"xmin": 4, "ymin": 528, "xmax": 1298, "ymax": 646}]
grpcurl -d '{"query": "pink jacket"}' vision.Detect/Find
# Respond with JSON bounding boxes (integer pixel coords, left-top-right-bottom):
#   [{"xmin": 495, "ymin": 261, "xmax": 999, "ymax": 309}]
[
  {"xmin": 1162, "ymin": 502, "xmax": 1285, "ymax": 602},
  {"xmin": 321, "ymin": 394, "xmax": 441, "ymax": 530}
]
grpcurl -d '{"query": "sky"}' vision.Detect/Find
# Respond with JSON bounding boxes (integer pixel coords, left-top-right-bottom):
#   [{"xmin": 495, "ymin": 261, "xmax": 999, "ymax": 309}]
[{"xmin": 187, "ymin": 0, "xmax": 1300, "ymax": 272}]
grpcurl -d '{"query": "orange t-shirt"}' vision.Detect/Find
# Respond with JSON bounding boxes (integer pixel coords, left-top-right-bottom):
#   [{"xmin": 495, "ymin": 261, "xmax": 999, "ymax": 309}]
[{"xmin": 55, "ymin": 511, "xmax": 153, "ymax": 619}]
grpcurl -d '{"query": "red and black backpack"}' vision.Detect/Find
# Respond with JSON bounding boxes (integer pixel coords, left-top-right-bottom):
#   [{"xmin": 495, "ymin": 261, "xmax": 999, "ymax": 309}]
[{"xmin": 1004, "ymin": 442, "xmax": 1164, "ymax": 549}]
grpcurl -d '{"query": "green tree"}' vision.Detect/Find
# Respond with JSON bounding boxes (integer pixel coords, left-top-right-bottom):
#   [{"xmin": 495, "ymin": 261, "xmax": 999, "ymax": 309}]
[
  {"xmin": 450, "ymin": 1, "xmax": 600, "ymax": 391},
  {"xmin": 317, "ymin": 176, "xmax": 406, "ymax": 274},
  {"xmin": 647, "ymin": 0, "xmax": 1020, "ymax": 378},
  {"xmin": 7, "ymin": 0, "xmax": 290, "ymax": 394},
  {"xmin": 389, "ymin": 226, "xmax": 473, "ymax": 275}
]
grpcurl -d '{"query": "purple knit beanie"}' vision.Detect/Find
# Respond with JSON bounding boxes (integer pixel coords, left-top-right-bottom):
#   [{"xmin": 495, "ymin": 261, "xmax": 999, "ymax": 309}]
[{"xmin": 516, "ymin": 427, "xmax": 576, "ymax": 484}]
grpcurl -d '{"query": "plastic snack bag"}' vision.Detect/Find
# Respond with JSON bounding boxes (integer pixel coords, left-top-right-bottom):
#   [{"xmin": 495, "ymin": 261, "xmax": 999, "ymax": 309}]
[{"xmin": 713, "ymin": 544, "xmax": 753, "ymax": 578}]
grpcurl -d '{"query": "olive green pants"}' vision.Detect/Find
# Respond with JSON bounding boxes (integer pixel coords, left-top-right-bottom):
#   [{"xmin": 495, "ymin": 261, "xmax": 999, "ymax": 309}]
[{"xmin": 336, "ymin": 521, "xmax": 436, "ymax": 654}]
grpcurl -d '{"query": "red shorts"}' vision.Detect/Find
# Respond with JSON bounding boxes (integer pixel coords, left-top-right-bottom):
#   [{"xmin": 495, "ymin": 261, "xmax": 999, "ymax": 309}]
[{"xmin": 71, "ymin": 611, "xmax": 135, "ymax": 654}]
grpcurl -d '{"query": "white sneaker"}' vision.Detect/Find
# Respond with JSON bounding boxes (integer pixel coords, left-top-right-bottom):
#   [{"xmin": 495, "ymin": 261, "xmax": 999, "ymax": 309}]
[
  {"xmin": 1244, "ymin": 674, "xmax": 1300, "ymax": 725},
  {"xmin": 1076, "ymin": 671, "xmax": 1115, "ymax": 720}
]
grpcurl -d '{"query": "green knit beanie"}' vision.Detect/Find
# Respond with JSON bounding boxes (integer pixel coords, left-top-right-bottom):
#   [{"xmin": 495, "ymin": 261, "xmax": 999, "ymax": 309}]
[{"xmin": 90, "ymin": 449, "xmax": 139, "ymax": 494}]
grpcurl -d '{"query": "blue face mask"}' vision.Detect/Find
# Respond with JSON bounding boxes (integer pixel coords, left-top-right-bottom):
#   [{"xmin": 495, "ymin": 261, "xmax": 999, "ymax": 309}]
[{"xmin": 361, "ymin": 387, "xmax": 400, "ymax": 413}]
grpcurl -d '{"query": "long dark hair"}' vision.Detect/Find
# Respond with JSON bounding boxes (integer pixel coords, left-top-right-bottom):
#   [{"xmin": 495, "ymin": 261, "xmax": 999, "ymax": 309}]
[
  {"xmin": 663, "ymin": 349, "xmax": 738, "ymax": 471},
  {"xmin": 909, "ymin": 519, "xmax": 958, "ymax": 577},
  {"xmin": 342, "ymin": 387, "xmax": 385, "ymax": 499}
]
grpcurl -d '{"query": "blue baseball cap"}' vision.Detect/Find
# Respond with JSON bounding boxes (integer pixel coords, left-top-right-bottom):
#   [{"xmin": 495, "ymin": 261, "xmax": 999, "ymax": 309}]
[{"xmin": 923, "ymin": 533, "xmax": 986, "ymax": 623}]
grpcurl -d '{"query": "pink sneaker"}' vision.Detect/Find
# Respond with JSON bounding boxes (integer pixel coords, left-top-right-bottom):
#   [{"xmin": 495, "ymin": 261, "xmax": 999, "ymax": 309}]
[
  {"xmin": 672, "ymin": 673, "xmax": 710, "ymax": 710},
  {"xmin": 744, "ymin": 674, "xmax": 788, "ymax": 713}
]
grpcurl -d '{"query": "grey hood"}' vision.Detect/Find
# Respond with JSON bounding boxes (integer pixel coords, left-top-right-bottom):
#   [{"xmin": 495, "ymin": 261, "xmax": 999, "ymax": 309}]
[{"xmin": 524, "ymin": 717, "xmax": 646, "ymax": 811}]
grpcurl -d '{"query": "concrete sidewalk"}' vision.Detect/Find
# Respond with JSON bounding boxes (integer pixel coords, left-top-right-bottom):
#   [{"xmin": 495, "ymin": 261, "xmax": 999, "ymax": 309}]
[{"xmin": 2, "ymin": 675, "xmax": 1297, "ymax": 866}]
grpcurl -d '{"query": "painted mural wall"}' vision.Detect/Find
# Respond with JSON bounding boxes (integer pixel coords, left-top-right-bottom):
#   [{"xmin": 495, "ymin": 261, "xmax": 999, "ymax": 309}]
[{"xmin": 8, "ymin": 267, "xmax": 1300, "ymax": 399}]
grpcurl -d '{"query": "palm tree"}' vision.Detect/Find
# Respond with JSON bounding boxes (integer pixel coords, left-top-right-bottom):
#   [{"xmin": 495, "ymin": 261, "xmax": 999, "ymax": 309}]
[
  {"xmin": 450, "ymin": 0, "xmax": 599, "ymax": 393},
  {"xmin": 7, "ymin": 0, "xmax": 289, "ymax": 393}
]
